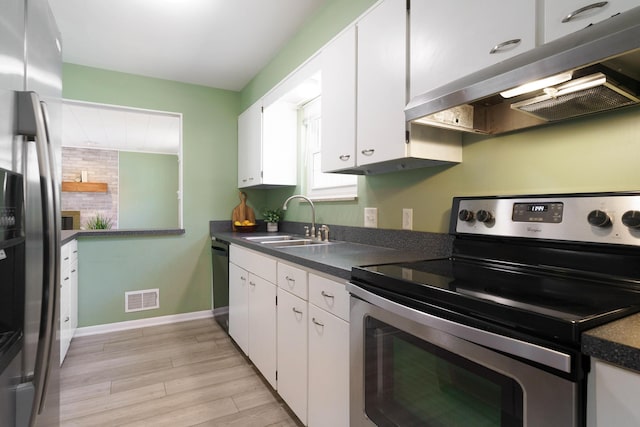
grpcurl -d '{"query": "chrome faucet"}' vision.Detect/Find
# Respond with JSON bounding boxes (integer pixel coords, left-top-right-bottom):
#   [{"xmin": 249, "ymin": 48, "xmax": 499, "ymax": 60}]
[{"xmin": 282, "ymin": 195, "xmax": 317, "ymax": 240}]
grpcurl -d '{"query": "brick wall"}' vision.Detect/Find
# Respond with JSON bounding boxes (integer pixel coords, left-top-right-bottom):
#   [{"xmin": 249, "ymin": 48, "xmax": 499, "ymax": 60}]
[{"xmin": 61, "ymin": 147, "xmax": 119, "ymax": 229}]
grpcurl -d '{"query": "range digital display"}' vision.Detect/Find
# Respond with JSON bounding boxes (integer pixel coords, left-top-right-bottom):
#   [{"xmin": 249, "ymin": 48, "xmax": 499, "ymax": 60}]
[{"xmin": 513, "ymin": 202, "xmax": 563, "ymax": 223}]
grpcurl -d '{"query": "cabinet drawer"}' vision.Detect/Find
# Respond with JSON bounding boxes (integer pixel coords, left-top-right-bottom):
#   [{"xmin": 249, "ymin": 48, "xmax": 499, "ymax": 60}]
[
  {"xmin": 230, "ymin": 245, "xmax": 277, "ymax": 283},
  {"xmin": 308, "ymin": 274, "xmax": 349, "ymax": 322},
  {"xmin": 278, "ymin": 262, "xmax": 308, "ymax": 300}
]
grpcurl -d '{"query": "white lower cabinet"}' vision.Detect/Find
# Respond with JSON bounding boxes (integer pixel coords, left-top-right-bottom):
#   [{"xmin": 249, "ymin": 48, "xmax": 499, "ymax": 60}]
[
  {"xmin": 248, "ymin": 274, "xmax": 277, "ymax": 388},
  {"xmin": 229, "ymin": 245, "xmax": 277, "ymax": 387},
  {"xmin": 588, "ymin": 358, "xmax": 640, "ymax": 426},
  {"xmin": 307, "ymin": 301, "xmax": 349, "ymax": 427},
  {"xmin": 60, "ymin": 239, "xmax": 78, "ymax": 364},
  {"xmin": 277, "ymin": 287, "xmax": 308, "ymax": 424},
  {"xmin": 229, "ymin": 249, "xmax": 350, "ymax": 426}
]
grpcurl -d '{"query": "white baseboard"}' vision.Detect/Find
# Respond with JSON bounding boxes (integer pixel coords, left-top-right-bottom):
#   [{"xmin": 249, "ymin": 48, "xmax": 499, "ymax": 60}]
[{"xmin": 74, "ymin": 310, "xmax": 213, "ymax": 337}]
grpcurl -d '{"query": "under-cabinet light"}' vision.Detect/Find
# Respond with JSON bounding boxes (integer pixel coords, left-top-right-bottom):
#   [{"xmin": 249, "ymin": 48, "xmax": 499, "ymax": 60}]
[{"xmin": 500, "ymin": 72, "xmax": 573, "ymax": 98}]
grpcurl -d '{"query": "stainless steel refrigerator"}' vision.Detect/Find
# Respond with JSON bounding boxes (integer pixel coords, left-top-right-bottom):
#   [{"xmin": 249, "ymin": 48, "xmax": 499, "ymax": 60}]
[{"xmin": 0, "ymin": 0, "xmax": 62, "ymax": 426}]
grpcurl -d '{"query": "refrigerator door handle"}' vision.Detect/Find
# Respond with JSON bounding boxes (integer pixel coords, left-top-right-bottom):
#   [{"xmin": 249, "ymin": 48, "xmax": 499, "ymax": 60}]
[{"xmin": 17, "ymin": 91, "xmax": 60, "ymax": 422}]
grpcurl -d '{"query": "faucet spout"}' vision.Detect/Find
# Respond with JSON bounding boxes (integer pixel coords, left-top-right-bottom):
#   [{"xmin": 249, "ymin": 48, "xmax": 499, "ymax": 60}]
[{"xmin": 282, "ymin": 195, "xmax": 317, "ymax": 239}]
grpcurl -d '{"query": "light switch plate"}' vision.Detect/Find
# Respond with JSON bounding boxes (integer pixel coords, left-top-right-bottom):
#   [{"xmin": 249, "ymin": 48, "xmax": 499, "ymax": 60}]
[
  {"xmin": 402, "ymin": 208, "xmax": 413, "ymax": 230},
  {"xmin": 364, "ymin": 207, "xmax": 378, "ymax": 228}
]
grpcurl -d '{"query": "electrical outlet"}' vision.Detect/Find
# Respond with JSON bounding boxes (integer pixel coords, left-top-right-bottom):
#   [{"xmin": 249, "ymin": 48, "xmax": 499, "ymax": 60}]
[
  {"xmin": 402, "ymin": 208, "xmax": 413, "ymax": 230},
  {"xmin": 364, "ymin": 207, "xmax": 378, "ymax": 228}
]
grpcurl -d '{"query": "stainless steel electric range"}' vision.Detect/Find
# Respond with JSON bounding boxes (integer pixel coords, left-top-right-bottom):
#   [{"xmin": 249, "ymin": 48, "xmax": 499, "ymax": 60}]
[{"xmin": 348, "ymin": 192, "xmax": 640, "ymax": 427}]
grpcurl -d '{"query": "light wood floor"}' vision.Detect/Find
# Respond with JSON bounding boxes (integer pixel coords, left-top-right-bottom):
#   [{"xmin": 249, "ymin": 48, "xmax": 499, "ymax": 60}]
[{"xmin": 60, "ymin": 317, "xmax": 303, "ymax": 426}]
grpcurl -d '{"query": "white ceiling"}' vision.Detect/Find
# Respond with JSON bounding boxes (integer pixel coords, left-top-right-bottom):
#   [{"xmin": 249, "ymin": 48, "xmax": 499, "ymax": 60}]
[
  {"xmin": 62, "ymin": 101, "xmax": 181, "ymax": 154},
  {"xmin": 49, "ymin": 0, "xmax": 327, "ymax": 91},
  {"xmin": 53, "ymin": 1, "xmax": 327, "ymax": 154}
]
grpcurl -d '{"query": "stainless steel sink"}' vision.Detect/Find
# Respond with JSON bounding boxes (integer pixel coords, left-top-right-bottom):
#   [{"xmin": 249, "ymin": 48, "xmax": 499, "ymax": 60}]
[
  {"xmin": 243, "ymin": 234, "xmax": 337, "ymax": 247},
  {"xmin": 243, "ymin": 235, "xmax": 295, "ymax": 243}
]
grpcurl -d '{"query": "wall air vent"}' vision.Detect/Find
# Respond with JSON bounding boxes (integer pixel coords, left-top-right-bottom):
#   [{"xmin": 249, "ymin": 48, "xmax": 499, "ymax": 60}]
[{"xmin": 125, "ymin": 289, "xmax": 160, "ymax": 312}]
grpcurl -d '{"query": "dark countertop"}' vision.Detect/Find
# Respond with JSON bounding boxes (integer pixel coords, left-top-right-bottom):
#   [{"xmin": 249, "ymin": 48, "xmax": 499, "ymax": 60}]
[
  {"xmin": 583, "ymin": 313, "xmax": 640, "ymax": 374},
  {"xmin": 212, "ymin": 230, "xmax": 431, "ymax": 280},
  {"xmin": 61, "ymin": 228, "xmax": 185, "ymax": 245}
]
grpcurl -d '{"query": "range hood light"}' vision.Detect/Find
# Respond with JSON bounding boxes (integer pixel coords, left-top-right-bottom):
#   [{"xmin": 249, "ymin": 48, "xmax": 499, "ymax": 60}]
[
  {"xmin": 554, "ymin": 73, "xmax": 607, "ymax": 96},
  {"xmin": 500, "ymin": 72, "xmax": 573, "ymax": 98}
]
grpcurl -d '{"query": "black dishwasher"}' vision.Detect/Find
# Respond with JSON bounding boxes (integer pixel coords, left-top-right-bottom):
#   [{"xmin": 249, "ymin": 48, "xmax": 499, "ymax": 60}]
[{"xmin": 211, "ymin": 237, "xmax": 229, "ymax": 332}]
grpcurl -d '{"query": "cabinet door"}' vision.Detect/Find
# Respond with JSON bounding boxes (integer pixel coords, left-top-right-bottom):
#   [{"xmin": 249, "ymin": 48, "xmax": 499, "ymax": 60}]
[
  {"xmin": 308, "ymin": 304, "xmax": 349, "ymax": 427},
  {"xmin": 277, "ymin": 289, "xmax": 308, "ymax": 424},
  {"xmin": 262, "ymin": 101, "xmax": 297, "ymax": 186},
  {"xmin": 228, "ymin": 262, "xmax": 249, "ymax": 355},
  {"xmin": 70, "ymin": 251, "xmax": 78, "ymax": 332},
  {"xmin": 237, "ymin": 100, "xmax": 262, "ymax": 188},
  {"xmin": 248, "ymin": 274, "xmax": 277, "ymax": 388},
  {"xmin": 544, "ymin": 0, "xmax": 639, "ymax": 43},
  {"xmin": 321, "ymin": 26, "xmax": 357, "ymax": 172},
  {"xmin": 59, "ymin": 242, "xmax": 71, "ymax": 364},
  {"xmin": 589, "ymin": 359, "xmax": 640, "ymax": 426},
  {"xmin": 410, "ymin": 0, "xmax": 536, "ymax": 99},
  {"xmin": 356, "ymin": 0, "xmax": 407, "ymax": 166}
]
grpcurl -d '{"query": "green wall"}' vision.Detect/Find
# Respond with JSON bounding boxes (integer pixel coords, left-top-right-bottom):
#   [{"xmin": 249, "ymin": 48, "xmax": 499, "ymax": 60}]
[
  {"xmin": 119, "ymin": 151, "xmax": 179, "ymax": 229},
  {"xmin": 63, "ymin": 63, "xmax": 240, "ymax": 327}
]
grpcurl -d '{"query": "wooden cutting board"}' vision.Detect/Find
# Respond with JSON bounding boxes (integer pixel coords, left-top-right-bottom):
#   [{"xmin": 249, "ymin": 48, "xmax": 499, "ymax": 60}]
[{"xmin": 231, "ymin": 191, "xmax": 255, "ymax": 230}]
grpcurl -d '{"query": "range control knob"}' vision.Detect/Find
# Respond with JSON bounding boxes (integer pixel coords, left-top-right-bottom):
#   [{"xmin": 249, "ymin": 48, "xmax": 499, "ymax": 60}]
[
  {"xmin": 458, "ymin": 209, "xmax": 474, "ymax": 222},
  {"xmin": 621, "ymin": 210, "xmax": 640, "ymax": 228},
  {"xmin": 587, "ymin": 210, "xmax": 611, "ymax": 227},
  {"xmin": 476, "ymin": 210, "xmax": 493, "ymax": 223}
]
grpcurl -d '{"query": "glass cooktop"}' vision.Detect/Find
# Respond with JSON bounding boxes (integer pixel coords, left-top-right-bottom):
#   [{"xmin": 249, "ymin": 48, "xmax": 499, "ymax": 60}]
[{"xmin": 352, "ymin": 258, "xmax": 640, "ymax": 343}]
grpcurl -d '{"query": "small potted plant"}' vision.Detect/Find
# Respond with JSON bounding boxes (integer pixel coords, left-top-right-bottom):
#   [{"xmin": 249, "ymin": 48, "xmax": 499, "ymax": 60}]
[
  {"xmin": 85, "ymin": 213, "xmax": 113, "ymax": 230},
  {"xmin": 263, "ymin": 208, "xmax": 283, "ymax": 232}
]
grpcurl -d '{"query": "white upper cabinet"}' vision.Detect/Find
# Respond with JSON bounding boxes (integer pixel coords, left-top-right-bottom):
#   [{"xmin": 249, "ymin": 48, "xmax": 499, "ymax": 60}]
[
  {"xmin": 544, "ymin": 0, "xmax": 639, "ymax": 43},
  {"xmin": 356, "ymin": 0, "xmax": 408, "ymax": 167},
  {"xmin": 237, "ymin": 99, "xmax": 297, "ymax": 189},
  {"xmin": 410, "ymin": 0, "xmax": 537, "ymax": 99},
  {"xmin": 321, "ymin": 26, "xmax": 357, "ymax": 172},
  {"xmin": 237, "ymin": 100, "xmax": 262, "ymax": 188}
]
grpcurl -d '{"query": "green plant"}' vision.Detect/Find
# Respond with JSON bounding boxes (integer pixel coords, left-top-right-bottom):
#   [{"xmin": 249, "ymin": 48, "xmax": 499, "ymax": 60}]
[
  {"xmin": 85, "ymin": 214, "xmax": 113, "ymax": 230},
  {"xmin": 262, "ymin": 208, "xmax": 283, "ymax": 223}
]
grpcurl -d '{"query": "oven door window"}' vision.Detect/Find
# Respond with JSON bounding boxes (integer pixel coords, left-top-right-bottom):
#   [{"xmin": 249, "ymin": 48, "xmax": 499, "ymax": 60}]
[{"xmin": 364, "ymin": 317, "xmax": 523, "ymax": 427}]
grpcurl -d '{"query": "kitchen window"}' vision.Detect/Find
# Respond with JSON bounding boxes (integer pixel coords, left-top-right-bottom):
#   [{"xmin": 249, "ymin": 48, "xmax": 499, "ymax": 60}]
[{"xmin": 302, "ymin": 97, "xmax": 357, "ymax": 200}]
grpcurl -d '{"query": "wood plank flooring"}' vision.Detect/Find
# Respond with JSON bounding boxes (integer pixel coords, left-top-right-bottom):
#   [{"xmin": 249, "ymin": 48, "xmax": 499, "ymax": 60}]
[{"xmin": 60, "ymin": 317, "xmax": 303, "ymax": 426}]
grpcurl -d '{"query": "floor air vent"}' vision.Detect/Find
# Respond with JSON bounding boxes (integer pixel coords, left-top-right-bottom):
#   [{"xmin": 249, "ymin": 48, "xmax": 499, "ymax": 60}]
[{"xmin": 125, "ymin": 289, "xmax": 160, "ymax": 312}]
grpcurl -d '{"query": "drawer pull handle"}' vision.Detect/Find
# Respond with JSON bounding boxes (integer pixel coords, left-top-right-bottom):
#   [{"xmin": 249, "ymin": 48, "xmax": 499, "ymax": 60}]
[
  {"xmin": 64, "ymin": 277, "xmax": 69, "ymax": 281},
  {"xmin": 489, "ymin": 39, "xmax": 521, "ymax": 54},
  {"xmin": 339, "ymin": 154, "xmax": 350, "ymax": 161},
  {"xmin": 321, "ymin": 291, "xmax": 334, "ymax": 299},
  {"xmin": 562, "ymin": 1, "xmax": 608, "ymax": 23},
  {"xmin": 361, "ymin": 149, "xmax": 375, "ymax": 156},
  {"xmin": 71, "ymin": 269, "xmax": 76, "ymax": 273},
  {"xmin": 285, "ymin": 275, "xmax": 295, "ymax": 283},
  {"xmin": 312, "ymin": 317, "xmax": 324, "ymax": 327},
  {"xmin": 249, "ymin": 281, "xmax": 256, "ymax": 287},
  {"xmin": 64, "ymin": 257, "xmax": 69, "ymax": 261},
  {"xmin": 64, "ymin": 316, "xmax": 70, "ymax": 322},
  {"xmin": 292, "ymin": 307, "xmax": 303, "ymax": 315},
  {"xmin": 240, "ymin": 276, "xmax": 246, "ymax": 281}
]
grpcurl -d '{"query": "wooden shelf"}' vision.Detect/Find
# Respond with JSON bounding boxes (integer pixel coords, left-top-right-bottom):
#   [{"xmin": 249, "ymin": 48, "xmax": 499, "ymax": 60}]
[{"xmin": 62, "ymin": 182, "xmax": 108, "ymax": 193}]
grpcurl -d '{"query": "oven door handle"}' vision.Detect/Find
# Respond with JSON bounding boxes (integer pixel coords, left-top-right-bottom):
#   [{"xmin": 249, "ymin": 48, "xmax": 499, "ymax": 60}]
[{"xmin": 347, "ymin": 283, "xmax": 572, "ymax": 374}]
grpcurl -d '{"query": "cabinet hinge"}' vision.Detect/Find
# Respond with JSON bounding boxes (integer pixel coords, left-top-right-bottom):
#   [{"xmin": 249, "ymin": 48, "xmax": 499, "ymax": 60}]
[
  {"xmin": 275, "ymin": 295, "xmax": 278, "ymax": 306},
  {"xmin": 406, "ymin": 0, "xmax": 410, "ymax": 11},
  {"xmin": 405, "ymin": 130, "xmax": 410, "ymax": 144},
  {"xmin": 276, "ymin": 370, "xmax": 278, "ymax": 381}
]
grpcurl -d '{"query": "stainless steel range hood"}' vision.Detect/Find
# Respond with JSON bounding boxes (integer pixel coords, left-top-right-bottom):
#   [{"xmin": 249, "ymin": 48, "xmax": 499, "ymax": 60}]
[{"xmin": 405, "ymin": 6, "xmax": 640, "ymax": 135}]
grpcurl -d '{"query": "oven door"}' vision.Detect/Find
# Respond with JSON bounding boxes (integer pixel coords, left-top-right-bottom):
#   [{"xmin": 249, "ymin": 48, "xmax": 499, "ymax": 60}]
[{"xmin": 349, "ymin": 284, "xmax": 580, "ymax": 427}]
